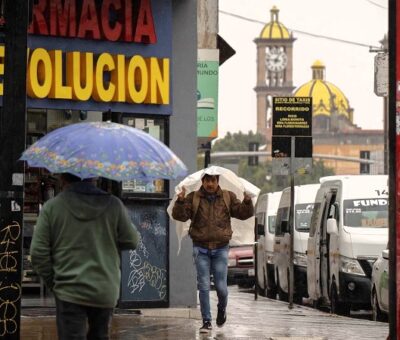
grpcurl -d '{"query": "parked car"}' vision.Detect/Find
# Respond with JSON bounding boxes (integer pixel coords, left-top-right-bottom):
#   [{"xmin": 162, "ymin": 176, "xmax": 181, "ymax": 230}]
[
  {"xmin": 371, "ymin": 249, "xmax": 389, "ymax": 321},
  {"xmin": 228, "ymin": 244, "xmax": 255, "ymax": 288}
]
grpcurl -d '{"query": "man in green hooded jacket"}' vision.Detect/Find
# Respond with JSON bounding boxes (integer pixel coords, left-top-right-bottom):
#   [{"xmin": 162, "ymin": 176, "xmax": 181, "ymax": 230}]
[{"xmin": 30, "ymin": 173, "xmax": 140, "ymax": 340}]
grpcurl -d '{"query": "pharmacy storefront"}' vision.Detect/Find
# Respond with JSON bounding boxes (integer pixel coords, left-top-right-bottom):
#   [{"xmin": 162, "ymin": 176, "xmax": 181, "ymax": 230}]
[{"xmin": 3, "ymin": 0, "xmax": 196, "ymax": 309}]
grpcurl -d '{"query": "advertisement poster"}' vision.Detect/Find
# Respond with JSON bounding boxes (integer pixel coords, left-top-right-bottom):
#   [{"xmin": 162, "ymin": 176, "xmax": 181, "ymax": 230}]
[{"xmin": 197, "ymin": 49, "xmax": 219, "ymax": 139}]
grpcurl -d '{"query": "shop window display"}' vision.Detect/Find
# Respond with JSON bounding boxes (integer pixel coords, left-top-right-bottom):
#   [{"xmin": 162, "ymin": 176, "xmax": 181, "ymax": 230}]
[
  {"xmin": 121, "ymin": 117, "xmax": 167, "ymax": 196},
  {"xmin": 23, "ymin": 110, "xmax": 61, "ymax": 296}
]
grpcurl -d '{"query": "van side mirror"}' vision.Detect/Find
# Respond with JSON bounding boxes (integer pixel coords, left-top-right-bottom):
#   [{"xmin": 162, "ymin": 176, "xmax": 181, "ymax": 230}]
[
  {"xmin": 382, "ymin": 249, "xmax": 389, "ymax": 260},
  {"xmin": 257, "ymin": 223, "xmax": 265, "ymax": 236},
  {"xmin": 326, "ymin": 218, "xmax": 338, "ymax": 235}
]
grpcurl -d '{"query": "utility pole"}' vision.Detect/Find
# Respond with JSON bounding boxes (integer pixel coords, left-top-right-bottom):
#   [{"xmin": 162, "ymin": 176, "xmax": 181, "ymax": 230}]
[
  {"xmin": 0, "ymin": 0, "xmax": 29, "ymax": 338},
  {"xmin": 371, "ymin": 35, "xmax": 389, "ymax": 174}
]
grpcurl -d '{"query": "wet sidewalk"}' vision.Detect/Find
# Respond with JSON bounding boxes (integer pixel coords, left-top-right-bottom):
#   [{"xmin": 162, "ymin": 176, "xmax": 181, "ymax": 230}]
[{"xmin": 21, "ymin": 286, "xmax": 388, "ymax": 340}]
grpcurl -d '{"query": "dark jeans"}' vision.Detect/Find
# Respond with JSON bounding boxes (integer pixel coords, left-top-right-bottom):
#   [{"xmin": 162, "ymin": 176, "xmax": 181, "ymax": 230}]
[{"xmin": 55, "ymin": 297, "xmax": 113, "ymax": 340}]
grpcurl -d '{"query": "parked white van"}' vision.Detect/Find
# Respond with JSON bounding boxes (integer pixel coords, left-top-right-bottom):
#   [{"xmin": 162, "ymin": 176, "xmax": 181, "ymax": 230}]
[
  {"xmin": 255, "ymin": 191, "xmax": 282, "ymax": 298},
  {"xmin": 274, "ymin": 183, "xmax": 320, "ymax": 303},
  {"xmin": 307, "ymin": 175, "xmax": 388, "ymax": 315}
]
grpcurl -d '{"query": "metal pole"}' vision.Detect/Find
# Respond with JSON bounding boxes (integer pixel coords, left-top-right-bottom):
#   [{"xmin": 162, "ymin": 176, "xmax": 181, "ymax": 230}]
[
  {"xmin": 388, "ymin": 0, "xmax": 396, "ymax": 337},
  {"xmin": 204, "ymin": 149, "xmax": 211, "ymax": 168},
  {"xmin": 288, "ymin": 136, "xmax": 295, "ymax": 309},
  {"xmin": 254, "ymin": 219, "xmax": 258, "ymax": 301},
  {"xmin": 0, "ymin": 0, "xmax": 29, "ymax": 339},
  {"xmin": 204, "ymin": 141, "xmax": 211, "ymax": 168},
  {"xmin": 384, "ymin": 95, "xmax": 389, "ymax": 174}
]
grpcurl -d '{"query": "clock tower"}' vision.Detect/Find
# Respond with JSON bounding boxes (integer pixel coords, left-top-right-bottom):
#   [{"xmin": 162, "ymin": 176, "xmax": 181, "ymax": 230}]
[{"xmin": 254, "ymin": 6, "xmax": 296, "ymax": 142}]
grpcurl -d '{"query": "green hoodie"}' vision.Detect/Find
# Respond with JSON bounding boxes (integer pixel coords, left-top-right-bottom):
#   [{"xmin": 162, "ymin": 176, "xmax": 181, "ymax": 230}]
[{"xmin": 30, "ymin": 182, "xmax": 140, "ymax": 308}]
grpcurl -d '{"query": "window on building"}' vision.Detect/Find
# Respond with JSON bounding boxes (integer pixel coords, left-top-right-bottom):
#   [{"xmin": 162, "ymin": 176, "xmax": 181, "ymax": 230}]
[{"xmin": 360, "ymin": 150, "xmax": 370, "ymax": 174}]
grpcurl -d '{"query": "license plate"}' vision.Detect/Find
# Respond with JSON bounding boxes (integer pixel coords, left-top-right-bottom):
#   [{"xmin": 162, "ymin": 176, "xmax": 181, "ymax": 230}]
[{"xmin": 248, "ymin": 268, "xmax": 255, "ymax": 276}]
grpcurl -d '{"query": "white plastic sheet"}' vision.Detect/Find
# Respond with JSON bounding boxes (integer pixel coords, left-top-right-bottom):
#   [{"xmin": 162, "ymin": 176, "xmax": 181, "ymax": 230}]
[{"xmin": 167, "ymin": 166, "xmax": 260, "ymax": 254}]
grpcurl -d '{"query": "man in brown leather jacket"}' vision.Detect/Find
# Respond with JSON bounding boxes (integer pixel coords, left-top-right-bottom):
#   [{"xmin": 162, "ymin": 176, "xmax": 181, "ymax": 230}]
[{"xmin": 172, "ymin": 169, "xmax": 254, "ymax": 333}]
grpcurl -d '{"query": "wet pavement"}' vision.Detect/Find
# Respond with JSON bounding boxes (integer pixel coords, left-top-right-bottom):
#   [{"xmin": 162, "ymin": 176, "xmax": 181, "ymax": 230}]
[{"xmin": 21, "ymin": 286, "xmax": 388, "ymax": 339}]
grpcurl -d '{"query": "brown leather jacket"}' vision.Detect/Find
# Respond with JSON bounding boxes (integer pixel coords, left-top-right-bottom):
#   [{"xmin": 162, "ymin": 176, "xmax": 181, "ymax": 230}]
[{"xmin": 172, "ymin": 187, "xmax": 254, "ymax": 249}]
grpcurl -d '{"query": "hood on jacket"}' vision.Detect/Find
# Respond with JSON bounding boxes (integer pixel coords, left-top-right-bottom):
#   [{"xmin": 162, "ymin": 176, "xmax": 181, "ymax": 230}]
[{"xmin": 59, "ymin": 182, "xmax": 112, "ymax": 221}]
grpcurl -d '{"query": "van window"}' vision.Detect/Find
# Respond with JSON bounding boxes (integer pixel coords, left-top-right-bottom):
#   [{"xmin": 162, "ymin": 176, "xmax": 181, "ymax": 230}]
[
  {"xmin": 275, "ymin": 207, "xmax": 289, "ymax": 236},
  {"xmin": 256, "ymin": 212, "xmax": 265, "ymax": 226},
  {"xmin": 268, "ymin": 215, "xmax": 276, "ymax": 234},
  {"xmin": 343, "ymin": 198, "xmax": 388, "ymax": 228},
  {"xmin": 295, "ymin": 203, "xmax": 314, "ymax": 232}
]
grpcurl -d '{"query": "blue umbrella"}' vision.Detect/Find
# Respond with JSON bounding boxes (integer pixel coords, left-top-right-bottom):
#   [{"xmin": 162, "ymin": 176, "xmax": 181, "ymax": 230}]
[{"xmin": 20, "ymin": 121, "xmax": 188, "ymax": 181}]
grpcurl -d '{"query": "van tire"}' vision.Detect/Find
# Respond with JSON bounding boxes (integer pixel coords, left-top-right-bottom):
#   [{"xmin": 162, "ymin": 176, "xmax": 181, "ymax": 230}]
[
  {"xmin": 256, "ymin": 270, "xmax": 266, "ymax": 297},
  {"xmin": 312, "ymin": 299, "xmax": 320, "ymax": 309},
  {"xmin": 265, "ymin": 272, "xmax": 277, "ymax": 299},
  {"xmin": 266, "ymin": 286, "xmax": 277, "ymax": 299},
  {"xmin": 330, "ymin": 283, "xmax": 350, "ymax": 316},
  {"xmin": 277, "ymin": 272, "xmax": 288, "ymax": 302},
  {"xmin": 278, "ymin": 286, "xmax": 288, "ymax": 302},
  {"xmin": 371, "ymin": 288, "xmax": 387, "ymax": 322},
  {"xmin": 293, "ymin": 293, "xmax": 303, "ymax": 305}
]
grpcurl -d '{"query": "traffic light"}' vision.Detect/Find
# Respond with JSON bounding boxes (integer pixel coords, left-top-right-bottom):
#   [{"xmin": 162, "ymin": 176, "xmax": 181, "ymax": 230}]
[{"xmin": 248, "ymin": 142, "xmax": 259, "ymax": 166}]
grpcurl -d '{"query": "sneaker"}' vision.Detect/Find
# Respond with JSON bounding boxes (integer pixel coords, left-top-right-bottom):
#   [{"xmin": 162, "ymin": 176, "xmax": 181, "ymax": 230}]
[
  {"xmin": 199, "ymin": 321, "xmax": 212, "ymax": 333},
  {"xmin": 216, "ymin": 308, "xmax": 226, "ymax": 327}
]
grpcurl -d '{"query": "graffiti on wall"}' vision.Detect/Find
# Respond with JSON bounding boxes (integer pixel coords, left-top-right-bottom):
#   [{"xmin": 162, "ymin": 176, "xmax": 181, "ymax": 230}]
[{"xmin": 0, "ymin": 221, "xmax": 21, "ymax": 336}]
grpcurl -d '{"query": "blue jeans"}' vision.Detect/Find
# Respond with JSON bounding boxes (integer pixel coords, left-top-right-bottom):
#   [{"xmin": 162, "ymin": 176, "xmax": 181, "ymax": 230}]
[{"xmin": 193, "ymin": 245, "xmax": 229, "ymax": 322}]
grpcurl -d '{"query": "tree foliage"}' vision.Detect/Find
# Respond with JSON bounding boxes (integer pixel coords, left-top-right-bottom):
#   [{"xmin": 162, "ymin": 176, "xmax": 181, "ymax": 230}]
[{"xmin": 212, "ymin": 131, "xmax": 266, "ymax": 152}]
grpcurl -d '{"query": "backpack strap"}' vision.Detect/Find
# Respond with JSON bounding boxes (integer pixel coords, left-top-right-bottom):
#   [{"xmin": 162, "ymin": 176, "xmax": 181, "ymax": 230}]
[
  {"xmin": 190, "ymin": 191, "xmax": 201, "ymax": 229},
  {"xmin": 222, "ymin": 190, "xmax": 231, "ymax": 216},
  {"xmin": 192, "ymin": 191, "xmax": 201, "ymax": 217}
]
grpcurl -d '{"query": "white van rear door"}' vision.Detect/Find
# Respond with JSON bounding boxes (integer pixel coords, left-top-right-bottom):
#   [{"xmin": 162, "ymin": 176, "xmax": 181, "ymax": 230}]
[
  {"xmin": 307, "ymin": 233, "xmax": 319, "ymax": 300},
  {"xmin": 307, "ymin": 191, "xmax": 334, "ymax": 301}
]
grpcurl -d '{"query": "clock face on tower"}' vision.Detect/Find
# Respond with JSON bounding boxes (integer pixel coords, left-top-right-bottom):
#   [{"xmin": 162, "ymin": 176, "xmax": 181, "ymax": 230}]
[{"xmin": 266, "ymin": 48, "xmax": 288, "ymax": 72}]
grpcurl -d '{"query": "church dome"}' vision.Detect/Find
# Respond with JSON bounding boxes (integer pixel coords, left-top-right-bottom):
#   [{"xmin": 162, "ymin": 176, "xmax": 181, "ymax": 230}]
[
  {"xmin": 260, "ymin": 6, "xmax": 291, "ymax": 39},
  {"xmin": 293, "ymin": 60, "xmax": 352, "ymax": 120}
]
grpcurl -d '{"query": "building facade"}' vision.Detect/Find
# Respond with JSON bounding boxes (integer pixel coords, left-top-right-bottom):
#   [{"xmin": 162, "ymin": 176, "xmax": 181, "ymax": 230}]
[
  {"xmin": 255, "ymin": 7, "xmax": 384, "ymax": 175},
  {"xmin": 254, "ymin": 6, "xmax": 296, "ymax": 141},
  {"xmin": 7, "ymin": 0, "xmax": 197, "ymax": 309}
]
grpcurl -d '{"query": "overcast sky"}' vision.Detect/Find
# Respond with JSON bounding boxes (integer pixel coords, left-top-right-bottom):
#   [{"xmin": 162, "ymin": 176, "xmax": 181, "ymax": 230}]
[{"xmin": 217, "ymin": 0, "xmax": 388, "ymax": 138}]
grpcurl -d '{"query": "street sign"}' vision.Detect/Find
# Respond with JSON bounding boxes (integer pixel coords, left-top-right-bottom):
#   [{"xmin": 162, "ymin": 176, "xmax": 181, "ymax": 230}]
[
  {"xmin": 272, "ymin": 97, "xmax": 312, "ymax": 136},
  {"xmin": 272, "ymin": 136, "xmax": 312, "ymax": 158},
  {"xmin": 270, "ymin": 97, "xmax": 313, "ymax": 310},
  {"xmin": 271, "ymin": 136, "xmax": 312, "ymax": 175},
  {"xmin": 374, "ymin": 52, "xmax": 388, "ymax": 97}
]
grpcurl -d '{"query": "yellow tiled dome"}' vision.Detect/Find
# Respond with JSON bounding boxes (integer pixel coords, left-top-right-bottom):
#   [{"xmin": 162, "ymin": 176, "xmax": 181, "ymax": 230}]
[
  {"xmin": 260, "ymin": 6, "xmax": 290, "ymax": 39},
  {"xmin": 294, "ymin": 60, "xmax": 352, "ymax": 120}
]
